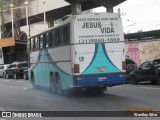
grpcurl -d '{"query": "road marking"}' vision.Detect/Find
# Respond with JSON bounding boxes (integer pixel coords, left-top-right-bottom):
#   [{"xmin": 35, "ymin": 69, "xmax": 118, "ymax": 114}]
[
  {"xmin": 140, "ymin": 87, "xmax": 160, "ymax": 90},
  {"xmin": 37, "ymin": 97, "xmax": 62, "ymax": 101}
]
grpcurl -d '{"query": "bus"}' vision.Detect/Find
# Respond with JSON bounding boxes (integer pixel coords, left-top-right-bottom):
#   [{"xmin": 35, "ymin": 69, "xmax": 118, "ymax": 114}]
[{"xmin": 28, "ymin": 13, "xmax": 126, "ymax": 95}]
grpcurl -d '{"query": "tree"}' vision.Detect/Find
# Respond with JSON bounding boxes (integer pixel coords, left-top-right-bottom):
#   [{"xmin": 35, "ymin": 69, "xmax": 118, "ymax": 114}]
[
  {"xmin": 0, "ymin": 0, "xmax": 27, "ymax": 40},
  {"xmin": 0, "ymin": 0, "xmax": 5, "ymax": 38}
]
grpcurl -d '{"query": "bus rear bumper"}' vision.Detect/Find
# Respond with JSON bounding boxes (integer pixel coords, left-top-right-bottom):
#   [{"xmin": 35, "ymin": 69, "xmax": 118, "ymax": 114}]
[{"xmin": 73, "ymin": 73, "xmax": 126, "ymax": 87}]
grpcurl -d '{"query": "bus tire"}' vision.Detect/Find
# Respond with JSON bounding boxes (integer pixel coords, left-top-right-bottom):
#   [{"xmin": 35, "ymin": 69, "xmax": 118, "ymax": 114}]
[
  {"xmin": 31, "ymin": 72, "xmax": 35, "ymax": 87},
  {"xmin": 50, "ymin": 72, "xmax": 58, "ymax": 95},
  {"xmin": 96, "ymin": 86, "xmax": 107, "ymax": 94},
  {"xmin": 56, "ymin": 74, "xmax": 64, "ymax": 95}
]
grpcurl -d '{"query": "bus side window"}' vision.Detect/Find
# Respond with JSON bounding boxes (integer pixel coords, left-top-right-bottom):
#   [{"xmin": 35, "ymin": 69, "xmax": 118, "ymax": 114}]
[
  {"xmin": 46, "ymin": 32, "xmax": 50, "ymax": 48},
  {"xmin": 27, "ymin": 39, "xmax": 30, "ymax": 51},
  {"xmin": 49, "ymin": 31, "xmax": 52, "ymax": 47},
  {"xmin": 29, "ymin": 39, "xmax": 31, "ymax": 51},
  {"xmin": 43, "ymin": 34, "xmax": 46, "ymax": 48},
  {"xmin": 63, "ymin": 25, "xmax": 67, "ymax": 44},
  {"xmin": 37, "ymin": 36, "xmax": 40, "ymax": 49},
  {"xmin": 35, "ymin": 36, "xmax": 40, "ymax": 50},
  {"xmin": 52, "ymin": 30, "xmax": 55, "ymax": 47},
  {"xmin": 55, "ymin": 29, "xmax": 60, "ymax": 46},
  {"xmin": 40, "ymin": 35, "xmax": 44, "ymax": 49},
  {"xmin": 60, "ymin": 27, "xmax": 64, "ymax": 45},
  {"xmin": 67, "ymin": 23, "xmax": 70, "ymax": 44},
  {"xmin": 31, "ymin": 37, "xmax": 35, "ymax": 51}
]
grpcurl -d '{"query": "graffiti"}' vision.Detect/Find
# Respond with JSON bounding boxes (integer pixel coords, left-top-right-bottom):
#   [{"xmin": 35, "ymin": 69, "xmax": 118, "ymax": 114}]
[
  {"xmin": 140, "ymin": 41, "xmax": 160, "ymax": 62},
  {"xmin": 127, "ymin": 44, "xmax": 141, "ymax": 66},
  {"xmin": 126, "ymin": 40, "xmax": 160, "ymax": 66}
]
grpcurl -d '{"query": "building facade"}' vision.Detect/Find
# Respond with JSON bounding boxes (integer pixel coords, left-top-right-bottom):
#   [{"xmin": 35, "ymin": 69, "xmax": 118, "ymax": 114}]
[{"xmin": 125, "ymin": 30, "xmax": 160, "ymax": 66}]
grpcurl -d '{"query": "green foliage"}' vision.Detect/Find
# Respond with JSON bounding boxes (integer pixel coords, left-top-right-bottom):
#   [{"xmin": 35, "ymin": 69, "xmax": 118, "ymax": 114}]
[
  {"xmin": 1, "ymin": 0, "xmax": 28, "ymax": 39},
  {"xmin": 10, "ymin": 0, "xmax": 26, "ymax": 6},
  {"xmin": 0, "ymin": 0, "xmax": 4, "ymax": 10}
]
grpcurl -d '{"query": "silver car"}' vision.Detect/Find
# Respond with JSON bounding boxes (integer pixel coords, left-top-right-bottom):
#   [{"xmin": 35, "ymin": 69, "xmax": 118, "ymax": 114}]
[{"xmin": 0, "ymin": 64, "xmax": 10, "ymax": 78}]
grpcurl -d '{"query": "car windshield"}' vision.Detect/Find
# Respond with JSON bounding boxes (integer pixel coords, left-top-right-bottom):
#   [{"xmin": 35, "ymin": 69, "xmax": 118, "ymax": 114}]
[
  {"xmin": 18, "ymin": 63, "xmax": 27, "ymax": 67},
  {"xmin": 153, "ymin": 60, "xmax": 160, "ymax": 66}
]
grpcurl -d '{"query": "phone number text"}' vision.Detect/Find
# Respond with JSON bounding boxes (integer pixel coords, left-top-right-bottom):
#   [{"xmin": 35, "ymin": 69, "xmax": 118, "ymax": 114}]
[{"xmin": 79, "ymin": 38, "xmax": 120, "ymax": 43}]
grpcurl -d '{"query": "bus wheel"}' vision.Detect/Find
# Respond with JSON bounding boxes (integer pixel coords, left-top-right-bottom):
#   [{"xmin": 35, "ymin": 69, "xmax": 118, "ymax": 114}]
[
  {"xmin": 56, "ymin": 75, "xmax": 64, "ymax": 95},
  {"xmin": 96, "ymin": 86, "xmax": 107, "ymax": 94},
  {"xmin": 31, "ymin": 72, "xmax": 35, "ymax": 87},
  {"xmin": 50, "ymin": 73, "xmax": 58, "ymax": 95}
]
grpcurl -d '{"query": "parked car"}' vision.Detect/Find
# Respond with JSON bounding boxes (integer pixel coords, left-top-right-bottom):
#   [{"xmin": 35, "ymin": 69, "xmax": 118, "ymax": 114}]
[
  {"xmin": 5, "ymin": 61, "xmax": 28, "ymax": 79},
  {"xmin": 0, "ymin": 64, "xmax": 10, "ymax": 78},
  {"xmin": 129, "ymin": 59, "xmax": 160, "ymax": 84},
  {"xmin": 125, "ymin": 55, "xmax": 137, "ymax": 80}
]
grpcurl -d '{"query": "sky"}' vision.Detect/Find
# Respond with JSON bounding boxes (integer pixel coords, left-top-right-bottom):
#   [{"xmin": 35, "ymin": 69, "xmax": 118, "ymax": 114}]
[{"xmin": 95, "ymin": 0, "xmax": 160, "ymax": 33}]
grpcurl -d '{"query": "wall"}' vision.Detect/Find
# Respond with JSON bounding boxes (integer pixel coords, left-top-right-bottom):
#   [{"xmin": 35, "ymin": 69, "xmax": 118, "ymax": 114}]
[{"xmin": 126, "ymin": 39, "xmax": 160, "ymax": 66}]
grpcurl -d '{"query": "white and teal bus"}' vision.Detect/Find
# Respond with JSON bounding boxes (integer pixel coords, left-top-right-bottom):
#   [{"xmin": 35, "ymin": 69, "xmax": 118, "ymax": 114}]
[{"xmin": 28, "ymin": 13, "xmax": 126, "ymax": 94}]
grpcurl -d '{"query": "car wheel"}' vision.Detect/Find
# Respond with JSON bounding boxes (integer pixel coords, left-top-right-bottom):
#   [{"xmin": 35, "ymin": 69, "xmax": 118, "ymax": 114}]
[
  {"xmin": 157, "ymin": 74, "xmax": 160, "ymax": 85},
  {"xmin": 151, "ymin": 80, "xmax": 157, "ymax": 84},
  {"xmin": 23, "ymin": 74, "xmax": 27, "ymax": 80},
  {"xmin": 130, "ymin": 76, "xmax": 138, "ymax": 85},
  {"xmin": 3, "ymin": 73, "xmax": 5, "ymax": 78},
  {"xmin": 14, "ymin": 73, "xmax": 17, "ymax": 79},
  {"xmin": 5, "ymin": 73, "xmax": 9, "ymax": 79}
]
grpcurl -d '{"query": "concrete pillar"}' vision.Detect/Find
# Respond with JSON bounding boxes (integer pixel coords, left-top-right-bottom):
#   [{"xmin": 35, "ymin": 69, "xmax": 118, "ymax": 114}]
[{"xmin": 71, "ymin": 4, "xmax": 81, "ymax": 15}]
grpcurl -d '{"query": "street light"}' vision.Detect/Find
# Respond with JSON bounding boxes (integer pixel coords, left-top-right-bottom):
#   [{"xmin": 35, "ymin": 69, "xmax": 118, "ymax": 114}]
[
  {"xmin": 42, "ymin": 0, "xmax": 46, "ymax": 29},
  {"xmin": 10, "ymin": 3, "xmax": 14, "ymax": 38}
]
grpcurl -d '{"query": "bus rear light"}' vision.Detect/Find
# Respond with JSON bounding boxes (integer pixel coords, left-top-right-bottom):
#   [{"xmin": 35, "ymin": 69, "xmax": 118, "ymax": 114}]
[
  {"xmin": 77, "ymin": 77, "xmax": 85, "ymax": 80},
  {"xmin": 122, "ymin": 61, "xmax": 126, "ymax": 70},
  {"xmin": 74, "ymin": 64, "xmax": 80, "ymax": 73}
]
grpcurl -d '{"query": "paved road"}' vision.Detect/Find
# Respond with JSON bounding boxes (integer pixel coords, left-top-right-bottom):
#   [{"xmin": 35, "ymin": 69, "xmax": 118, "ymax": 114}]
[{"xmin": 0, "ymin": 78, "xmax": 160, "ymax": 120}]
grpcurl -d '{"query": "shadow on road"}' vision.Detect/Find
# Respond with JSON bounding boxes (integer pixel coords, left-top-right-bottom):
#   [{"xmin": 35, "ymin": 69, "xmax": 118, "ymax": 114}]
[{"xmin": 64, "ymin": 89, "xmax": 126, "ymax": 99}]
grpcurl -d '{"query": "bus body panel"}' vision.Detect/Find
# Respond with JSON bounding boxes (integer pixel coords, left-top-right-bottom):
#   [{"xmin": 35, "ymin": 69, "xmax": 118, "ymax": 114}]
[
  {"xmin": 74, "ymin": 73, "xmax": 126, "ymax": 87},
  {"xmin": 72, "ymin": 13, "xmax": 126, "ymax": 87},
  {"xmin": 29, "ymin": 46, "xmax": 73, "ymax": 90}
]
